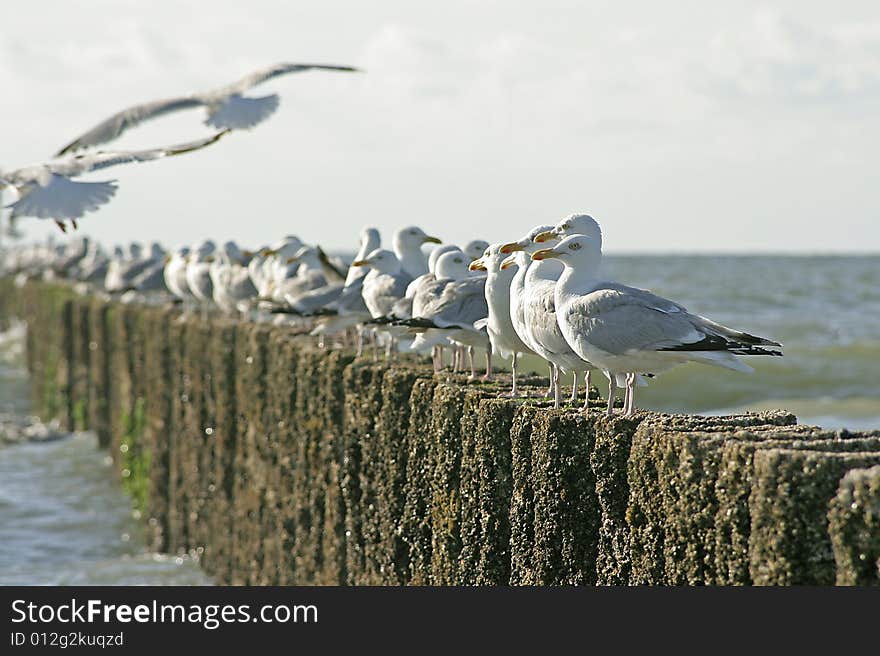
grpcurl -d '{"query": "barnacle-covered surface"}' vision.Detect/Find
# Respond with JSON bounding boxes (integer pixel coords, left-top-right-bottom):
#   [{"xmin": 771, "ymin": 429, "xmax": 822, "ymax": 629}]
[{"xmin": 4, "ymin": 277, "xmax": 878, "ymax": 586}]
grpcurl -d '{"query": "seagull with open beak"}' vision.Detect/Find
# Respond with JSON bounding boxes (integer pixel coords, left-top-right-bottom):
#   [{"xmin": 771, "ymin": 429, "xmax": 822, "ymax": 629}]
[{"xmin": 499, "ymin": 225, "xmax": 596, "ymax": 409}]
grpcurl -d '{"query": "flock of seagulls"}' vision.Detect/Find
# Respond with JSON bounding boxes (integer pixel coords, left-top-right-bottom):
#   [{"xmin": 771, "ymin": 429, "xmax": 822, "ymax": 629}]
[
  {"xmin": 0, "ymin": 62, "xmax": 359, "ymax": 233},
  {"xmin": 3, "ymin": 215, "xmax": 783, "ymax": 416},
  {"xmin": 0, "ymin": 60, "xmax": 783, "ymax": 415}
]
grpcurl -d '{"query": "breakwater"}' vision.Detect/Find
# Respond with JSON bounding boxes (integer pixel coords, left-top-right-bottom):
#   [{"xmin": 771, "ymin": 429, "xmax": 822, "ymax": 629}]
[{"xmin": 2, "ymin": 278, "xmax": 879, "ymax": 585}]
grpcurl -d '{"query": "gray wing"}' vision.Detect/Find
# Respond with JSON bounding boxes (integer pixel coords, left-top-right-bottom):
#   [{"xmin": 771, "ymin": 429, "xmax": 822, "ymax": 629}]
[
  {"xmin": 279, "ymin": 269, "xmax": 327, "ymax": 299},
  {"xmin": 390, "ymin": 295, "xmax": 413, "ymax": 319},
  {"xmin": 52, "ymin": 131, "xmax": 230, "ymax": 176},
  {"xmin": 425, "ymin": 277, "xmax": 488, "ymax": 329},
  {"xmin": 562, "ymin": 287, "xmax": 710, "ymax": 356},
  {"xmin": 130, "ymin": 263, "xmax": 167, "ymax": 292},
  {"xmin": 328, "ymin": 278, "xmax": 369, "ymax": 315},
  {"xmin": 201, "ymin": 63, "xmax": 358, "ymax": 130},
  {"xmin": 364, "ymin": 272, "xmax": 411, "ymax": 317},
  {"xmin": 525, "ymin": 281, "xmax": 578, "ymax": 359},
  {"xmin": 290, "ymin": 283, "xmax": 344, "ymax": 314},
  {"xmin": 214, "ymin": 63, "xmax": 360, "ymax": 96},
  {"xmin": 7, "ymin": 174, "xmax": 118, "ymax": 220},
  {"xmin": 55, "ymin": 97, "xmax": 207, "ymax": 156},
  {"xmin": 204, "ymin": 94, "xmax": 280, "ymax": 130},
  {"xmin": 228, "ymin": 269, "xmax": 258, "ymax": 300}
]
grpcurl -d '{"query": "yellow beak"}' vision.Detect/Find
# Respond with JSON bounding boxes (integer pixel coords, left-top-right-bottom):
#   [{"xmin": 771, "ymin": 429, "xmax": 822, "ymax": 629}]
[
  {"xmin": 285, "ymin": 256, "xmax": 298, "ymax": 264},
  {"xmin": 499, "ymin": 241, "xmax": 524, "ymax": 254},
  {"xmin": 261, "ymin": 248, "xmax": 277, "ymax": 257},
  {"xmin": 531, "ymin": 248, "xmax": 560, "ymax": 261},
  {"xmin": 533, "ymin": 230, "xmax": 557, "ymax": 243},
  {"xmin": 243, "ymin": 249, "xmax": 253, "ymax": 258},
  {"xmin": 499, "ymin": 254, "xmax": 518, "ymax": 270},
  {"xmin": 423, "ymin": 235, "xmax": 442, "ymax": 244},
  {"xmin": 351, "ymin": 259, "xmax": 369, "ymax": 267},
  {"xmin": 204, "ymin": 255, "xmax": 215, "ymax": 263},
  {"xmin": 468, "ymin": 258, "xmax": 487, "ymax": 272}
]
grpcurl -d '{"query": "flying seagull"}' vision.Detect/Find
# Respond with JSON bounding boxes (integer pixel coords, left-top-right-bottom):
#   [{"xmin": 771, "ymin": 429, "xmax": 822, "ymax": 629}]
[
  {"xmin": 1, "ymin": 131, "xmax": 228, "ymax": 232},
  {"xmin": 55, "ymin": 63, "xmax": 360, "ymax": 156}
]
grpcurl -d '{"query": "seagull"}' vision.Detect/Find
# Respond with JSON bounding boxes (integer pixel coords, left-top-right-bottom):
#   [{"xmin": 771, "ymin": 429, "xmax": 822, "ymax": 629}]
[
  {"xmin": 72, "ymin": 240, "xmax": 110, "ymax": 285},
  {"xmin": 276, "ymin": 245, "xmax": 335, "ymax": 305},
  {"xmin": 163, "ymin": 246, "xmax": 192, "ymax": 302},
  {"xmin": 499, "ymin": 225, "xmax": 585, "ymax": 407},
  {"xmin": 395, "ymin": 245, "xmax": 464, "ymax": 367},
  {"xmin": 392, "ymin": 226, "xmax": 441, "ymax": 279},
  {"xmin": 534, "ymin": 233, "xmax": 783, "ymax": 416},
  {"xmin": 55, "ymin": 63, "xmax": 360, "ymax": 155},
  {"xmin": 211, "ymin": 241, "xmax": 258, "ymax": 313},
  {"xmin": 308, "ymin": 227, "xmax": 381, "ymax": 352},
  {"xmin": 344, "ymin": 227, "xmax": 381, "ymax": 287},
  {"xmin": 185, "ymin": 241, "xmax": 217, "ymax": 306},
  {"xmin": 401, "ymin": 250, "xmax": 491, "ymax": 378},
  {"xmin": 259, "ymin": 236, "xmax": 304, "ymax": 301},
  {"xmin": 351, "ymin": 248, "xmax": 413, "ymax": 356},
  {"xmin": 1, "ymin": 132, "xmax": 228, "ymax": 232},
  {"xmin": 463, "ymin": 239, "xmax": 490, "ymax": 260},
  {"xmin": 105, "ymin": 242, "xmax": 165, "ymax": 293},
  {"xmin": 469, "ymin": 243, "xmax": 534, "ymax": 395}
]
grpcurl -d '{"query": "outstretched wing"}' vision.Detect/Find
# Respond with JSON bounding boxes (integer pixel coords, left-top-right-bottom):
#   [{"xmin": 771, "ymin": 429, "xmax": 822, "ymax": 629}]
[
  {"xmin": 215, "ymin": 62, "xmax": 360, "ymax": 96},
  {"xmin": 52, "ymin": 131, "xmax": 229, "ymax": 176},
  {"xmin": 54, "ymin": 96, "xmax": 207, "ymax": 156},
  {"xmin": 205, "ymin": 94, "xmax": 280, "ymax": 130},
  {"xmin": 7, "ymin": 175, "xmax": 118, "ymax": 220}
]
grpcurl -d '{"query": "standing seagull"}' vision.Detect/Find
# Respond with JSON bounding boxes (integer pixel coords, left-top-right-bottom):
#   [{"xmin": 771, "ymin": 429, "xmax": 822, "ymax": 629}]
[
  {"xmin": 392, "ymin": 226, "xmax": 442, "ymax": 279},
  {"xmin": 1, "ymin": 132, "xmax": 228, "ymax": 232},
  {"xmin": 469, "ymin": 243, "xmax": 534, "ymax": 395},
  {"xmin": 55, "ymin": 63, "xmax": 360, "ymax": 155},
  {"xmin": 534, "ymin": 234, "xmax": 783, "ymax": 416},
  {"xmin": 352, "ymin": 249, "xmax": 413, "ymax": 358}
]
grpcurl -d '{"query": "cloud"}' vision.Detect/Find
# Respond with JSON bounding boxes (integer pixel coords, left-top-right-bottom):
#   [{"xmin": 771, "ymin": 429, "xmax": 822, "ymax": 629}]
[{"xmin": 699, "ymin": 8, "xmax": 880, "ymax": 105}]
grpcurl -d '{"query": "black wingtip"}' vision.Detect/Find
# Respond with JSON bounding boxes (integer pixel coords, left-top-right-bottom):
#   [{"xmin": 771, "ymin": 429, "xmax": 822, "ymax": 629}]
[
  {"xmin": 270, "ymin": 306, "xmax": 303, "ymax": 316},
  {"xmin": 302, "ymin": 307, "xmax": 338, "ymax": 317},
  {"xmin": 660, "ymin": 334, "xmax": 784, "ymax": 356},
  {"xmin": 54, "ymin": 142, "xmax": 78, "ymax": 158}
]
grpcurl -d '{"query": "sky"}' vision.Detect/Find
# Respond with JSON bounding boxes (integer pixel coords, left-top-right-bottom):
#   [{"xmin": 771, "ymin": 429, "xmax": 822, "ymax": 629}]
[{"xmin": 2, "ymin": 1, "xmax": 879, "ymax": 253}]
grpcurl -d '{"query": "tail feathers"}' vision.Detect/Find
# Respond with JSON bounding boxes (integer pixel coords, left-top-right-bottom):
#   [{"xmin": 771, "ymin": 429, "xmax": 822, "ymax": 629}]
[
  {"xmin": 365, "ymin": 315, "xmax": 396, "ymax": 325},
  {"xmin": 269, "ymin": 306, "xmax": 303, "ymax": 315},
  {"xmin": 690, "ymin": 351, "xmax": 755, "ymax": 374},
  {"xmin": 392, "ymin": 317, "xmax": 465, "ymax": 330},
  {"xmin": 698, "ymin": 316, "xmax": 782, "ymax": 347},
  {"xmin": 660, "ymin": 333, "xmax": 783, "ymax": 355}
]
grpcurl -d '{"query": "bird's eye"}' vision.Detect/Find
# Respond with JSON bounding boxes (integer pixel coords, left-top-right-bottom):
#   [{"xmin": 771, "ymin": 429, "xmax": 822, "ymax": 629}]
[
  {"xmin": 409, "ymin": 230, "xmax": 417, "ymax": 235},
  {"xmin": 563, "ymin": 224, "xmax": 571, "ymax": 230},
  {"xmin": 454, "ymin": 258, "xmax": 463, "ymax": 263},
  {"xmin": 569, "ymin": 242, "xmax": 581, "ymax": 251}
]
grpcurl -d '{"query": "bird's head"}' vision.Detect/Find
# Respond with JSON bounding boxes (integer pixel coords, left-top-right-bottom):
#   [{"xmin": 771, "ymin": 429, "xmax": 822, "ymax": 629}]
[
  {"xmin": 469, "ymin": 243, "xmax": 506, "ymax": 272},
  {"xmin": 463, "ymin": 239, "xmax": 489, "ymax": 260},
  {"xmin": 534, "ymin": 214, "xmax": 602, "ymax": 245},
  {"xmin": 502, "ymin": 224, "xmax": 556, "ymax": 253},
  {"xmin": 394, "ymin": 226, "xmax": 441, "ymax": 250},
  {"xmin": 352, "ymin": 248, "xmax": 399, "ymax": 274},
  {"xmin": 531, "ymin": 234, "xmax": 601, "ymax": 265},
  {"xmin": 434, "ymin": 250, "xmax": 470, "ymax": 281}
]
